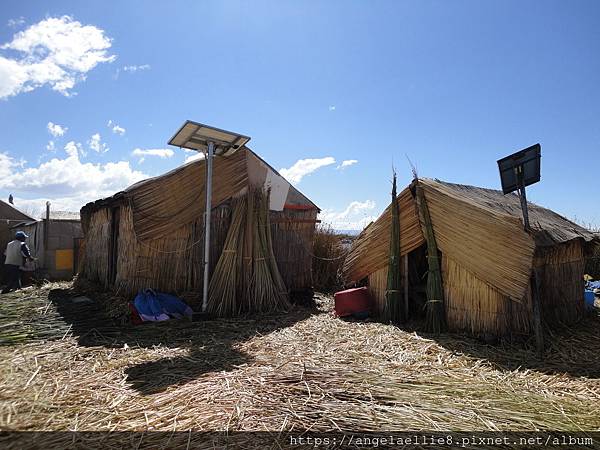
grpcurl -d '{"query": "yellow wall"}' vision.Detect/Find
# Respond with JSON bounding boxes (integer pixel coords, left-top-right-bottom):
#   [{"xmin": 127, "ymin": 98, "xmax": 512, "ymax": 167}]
[{"xmin": 55, "ymin": 249, "xmax": 74, "ymax": 271}]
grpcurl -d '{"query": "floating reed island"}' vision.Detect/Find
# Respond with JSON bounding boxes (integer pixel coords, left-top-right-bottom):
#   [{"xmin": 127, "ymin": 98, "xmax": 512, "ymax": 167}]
[{"xmin": 1, "ymin": 284, "xmax": 600, "ymax": 444}]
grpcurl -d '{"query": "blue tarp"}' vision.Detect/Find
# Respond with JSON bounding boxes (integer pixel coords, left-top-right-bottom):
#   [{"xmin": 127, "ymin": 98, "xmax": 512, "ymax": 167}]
[
  {"xmin": 585, "ymin": 281, "xmax": 599, "ymax": 309},
  {"xmin": 133, "ymin": 289, "xmax": 193, "ymax": 322},
  {"xmin": 586, "ymin": 281, "xmax": 600, "ymax": 290}
]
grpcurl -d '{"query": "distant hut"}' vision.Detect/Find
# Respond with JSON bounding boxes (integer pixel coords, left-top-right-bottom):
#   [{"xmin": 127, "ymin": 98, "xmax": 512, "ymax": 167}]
[
  {"xmin": 343, "ymin": 178, "xmax": 599, "ymax": 340},
  {"xmin": 11, "ymin": 210, "xmax": 83, "ymax": 280},
  {"xmin": 0, "ymin": 198, "xmax": 33, "ymax": 241},
  {"xmin": 79, "ymin": 147, "xmax": 319, "ymax": 308}
]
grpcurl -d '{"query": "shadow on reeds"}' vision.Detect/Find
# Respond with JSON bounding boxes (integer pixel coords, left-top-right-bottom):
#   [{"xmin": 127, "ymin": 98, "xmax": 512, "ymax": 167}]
[
  {"xmin": 417, "ymin": 313, "xmax": 600, "ymax": 379},
  {"xmin": 47, "ymin": 288, "xmax": 318, "ymax": 395},
  {"xmin": 18, "ymin": 287, "xmax": 600, "ymax": 394}
]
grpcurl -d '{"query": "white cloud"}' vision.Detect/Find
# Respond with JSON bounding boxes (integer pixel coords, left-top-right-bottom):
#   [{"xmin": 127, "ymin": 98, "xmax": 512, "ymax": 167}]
[
  {"xmin": 337, "ymin": 159, "xmax": 358, "ymax": 170},
  {"xmin": 123, "ymin": 64, "xmax": 150, "ymax": 73},
  {"xmin": 64, "ymin": 141, "xmax": 85, "ymax": 158},
  {"xmin": 47, "ymin": 121, "xmax": 67, "ymax": 137},
  {"xmin": 0, "ymin": 149, "xmax": 146, "ymax": 213},
  {"xmin": 7, "ymin": 17, "xmax": 25, "ymax": 29},
  {"xmin": 319, "ymin": 200, "xmax": 377, "ymax": 231},
  {"xmin": 46, "ymin": 141, "xmax": 56, "ymax": 152},
  {"xmin": 328, "ymin": 105, "xmax": 336, "ymax": 111},
  {"xmin": 0, "ymin": 16, "xmax": 115, "ymax": 99},
  {"xmin": 88, "ymin": 133, "xmax": 108, "ymax": 153},
  {"xmin": 0, "ymin": 152, "xmax": 16, "ymax": 179},
  {"xmin": 0, "ymin": 152, "xmax": 26, "ymax": 180},
  {"xmin": 279, "ymin": 157, "xmax": 336, "ymax": 184},
  {"xmin": 132, "ymin": 148, "xmax": 174, "ymax": 163},
  {"xmin": 107, "ymin": 120, "xmax": 126, "ymax": 135},
  {"xmin": 184, "ymin": 152, "xmax": 205, "ymax": 164}
]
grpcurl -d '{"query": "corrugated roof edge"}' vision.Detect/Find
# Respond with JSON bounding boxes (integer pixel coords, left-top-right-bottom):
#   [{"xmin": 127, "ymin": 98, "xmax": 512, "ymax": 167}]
[{"xmin": 0, "ymin": 199, "xmax": 35, "ymax": 221}]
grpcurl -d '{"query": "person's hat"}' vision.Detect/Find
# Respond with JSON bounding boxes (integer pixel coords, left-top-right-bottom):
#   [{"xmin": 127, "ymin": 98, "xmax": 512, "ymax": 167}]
[{"xmin": 15, "ymin": 230, "xmax": 28, "ymax": 239}]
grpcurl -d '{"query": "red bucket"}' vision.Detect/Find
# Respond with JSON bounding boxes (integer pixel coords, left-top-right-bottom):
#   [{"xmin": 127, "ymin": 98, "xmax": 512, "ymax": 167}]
[{"xmin": 334, "ymin": 287, "xmax": 372, "ymax": 318}]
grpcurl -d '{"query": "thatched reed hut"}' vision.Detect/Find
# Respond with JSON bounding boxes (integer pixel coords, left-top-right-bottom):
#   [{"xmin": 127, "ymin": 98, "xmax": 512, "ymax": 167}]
[
  {"xmin": 343, "ymin": 178, "xmax": 599, "ymax": 340},
  {"xmin": 79, "ymin": 147, "xmax": 319, "ymax": 305}
]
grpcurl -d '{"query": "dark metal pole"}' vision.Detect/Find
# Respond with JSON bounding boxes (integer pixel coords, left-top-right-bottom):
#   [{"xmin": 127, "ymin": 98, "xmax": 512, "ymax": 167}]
[
  {"xmin": 519, "ymin": 186, "xmax": 530, "ymax": 231},
  {"xmin": 515, "ymin": 166, "xmax": 530, "ymax": 231},
  {"xmin": 44, "ymin": 201, "xmax": 50, "ymax": 267},
  {"xmin": 514, "ymin": 165, "xmax": 543, "ymax": 356},
  {"xmin": 531, "ymin": 268, "xmax": 544, "ymax": 357}
]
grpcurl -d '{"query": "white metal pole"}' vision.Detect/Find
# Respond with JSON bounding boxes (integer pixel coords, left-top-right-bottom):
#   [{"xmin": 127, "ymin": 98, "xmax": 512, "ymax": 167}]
[{"xmin": 202, "ymin": 141, "xmax": 215, "ymax": 312}]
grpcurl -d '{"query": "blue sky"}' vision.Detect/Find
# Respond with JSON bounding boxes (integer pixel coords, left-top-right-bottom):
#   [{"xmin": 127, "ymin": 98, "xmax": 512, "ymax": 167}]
[{"xmin": 0, "ymin": 1, "xmax": 599, "ymax": 229}]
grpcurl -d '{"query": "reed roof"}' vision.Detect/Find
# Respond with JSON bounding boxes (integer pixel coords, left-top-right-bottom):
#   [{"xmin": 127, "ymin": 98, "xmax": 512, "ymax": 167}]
[
  {"xmin": 81, "ymin": 147, "xmax": 318, "ymax": 241},
  {"xmin": 427, "ymin": 179, "xmax": 597, "ymax": 247},
  {"xmin": 344, "ymin": 178, "xmax": 598, "ymax": 302}
]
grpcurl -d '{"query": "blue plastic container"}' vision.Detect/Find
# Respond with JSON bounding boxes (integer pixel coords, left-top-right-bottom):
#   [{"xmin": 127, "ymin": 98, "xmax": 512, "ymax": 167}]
[{"xmin": 585, "ymin": 290, "xmax": 596, "ymax": 309}]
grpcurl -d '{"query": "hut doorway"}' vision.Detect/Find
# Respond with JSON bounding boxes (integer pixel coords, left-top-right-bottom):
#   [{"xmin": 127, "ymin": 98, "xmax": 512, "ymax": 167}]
[
  {"xmin": 405, "ymin": 244, "xmax": 429, "ymax": 321},
  {"xmin": 108, "ymin": 207, "xmax": 120, "ymax": 285},
  {"xmin": 369, "ymin": 245, "xmax": 431, "ymax": 322}
]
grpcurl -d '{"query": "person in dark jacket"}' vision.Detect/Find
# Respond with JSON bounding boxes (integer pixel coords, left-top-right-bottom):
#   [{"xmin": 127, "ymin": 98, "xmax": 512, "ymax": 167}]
[{"xmin": 2, "ymin": 231, "xmax": 34, "ymax": 293}]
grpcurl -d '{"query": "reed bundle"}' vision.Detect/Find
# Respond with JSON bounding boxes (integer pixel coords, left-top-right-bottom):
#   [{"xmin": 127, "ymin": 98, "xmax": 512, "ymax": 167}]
[
  {"xmin": 207, "ymin": 196, "xmax": 247, "ymax": 317},
  {"xmin": 385, "ymin": 173, "xmax": 403, "ymax": 324},
  {"xmin": 2, "ymin": 284, "xmax": 600, "ymax": 438},
  {"xmin": 415, "ymin": 182, "xmax": 447, "ymax": 334},
  {"xmin": 263, "ymin": 193, "xmax": 289, "ymax": 307},
  {"xmin": 249, "ymin": 188, "xmax": 289, "ymax": 313},
  {"xmin": 207, "ymin": 187, "xmax": 289, "ymax": 316}
]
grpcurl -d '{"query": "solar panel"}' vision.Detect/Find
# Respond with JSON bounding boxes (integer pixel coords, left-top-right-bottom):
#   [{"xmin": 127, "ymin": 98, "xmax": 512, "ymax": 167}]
[
  {"xmin": 168, "ymin": 120, "xmax": 251, "ymax": 156},
  {"xmin": 497, "ymin": 144, "xmax": 541, "ymax": 195}
]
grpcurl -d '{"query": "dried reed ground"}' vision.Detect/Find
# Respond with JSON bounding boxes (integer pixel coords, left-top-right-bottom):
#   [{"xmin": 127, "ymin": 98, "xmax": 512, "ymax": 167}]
[{"xmin": 1, "ymin": 282, "xmax": 600, "ymax": 434}]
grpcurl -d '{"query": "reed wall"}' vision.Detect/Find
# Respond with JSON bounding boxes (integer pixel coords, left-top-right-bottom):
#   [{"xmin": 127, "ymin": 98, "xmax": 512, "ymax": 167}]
[
  {"xmin": 118, "ymin": 204, "xmax": 230, "ymax": 296},
  {"xmin": 79, "ymin": 208, "xmax": 111, "ymax": 286},
  {"xmin": 269, "ymin": 208, "xmax": 317, "ymax": 292},
  {"xmin": 535, "ymin": 240, "xmax": 585, "ymax": 327},
  {"xmin": 368, "ymin": 266, "xmax": 388, "ymax": 316},
  {"xmin": 80, "ymin": 201, "xmax": 316, "ymax": 300},
  {"xmin": 312, "ymin": 226, "xmax": 348, "ymax": 293},
  {"xmin": 443, "ymin": 256, "xmax": 532, "ymax": 339}
]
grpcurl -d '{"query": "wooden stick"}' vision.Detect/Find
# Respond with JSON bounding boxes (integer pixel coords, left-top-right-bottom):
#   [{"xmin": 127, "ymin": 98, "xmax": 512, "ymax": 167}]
[
  {"xmin": 404, "ymin": 253, "xmax": 409, "ymax": 320},
  {"xmin": 531, "ymin": 267, "xmax": 544, "ymax": 357}
]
